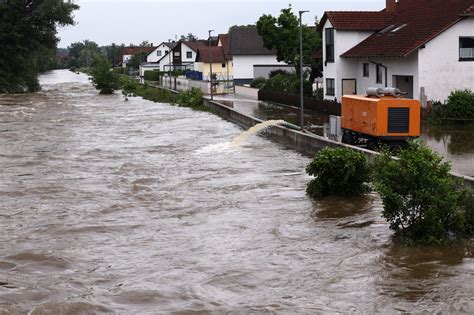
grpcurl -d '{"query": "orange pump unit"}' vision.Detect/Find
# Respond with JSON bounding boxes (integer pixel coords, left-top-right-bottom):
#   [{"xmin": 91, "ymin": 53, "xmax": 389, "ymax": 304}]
[{"xmin": 341, "ymin": 93, "xmax": 421, "ymax": 146}]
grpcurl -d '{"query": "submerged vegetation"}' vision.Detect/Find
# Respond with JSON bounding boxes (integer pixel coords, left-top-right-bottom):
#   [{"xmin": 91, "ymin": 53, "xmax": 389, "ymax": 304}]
[
  {"xmin": 90, "ymin": 58, "xmax": 118, "ymax": 94},
  {"xmin": 372, "ymin": 142, "xmax": 474, "ymax": 245},
  {"xmin": 306, "ymin": 143, "xmax": 473, "ymax": 246},
  {"xmin": 429, "ymin": 89, "xmax": 474, "ymax": 124},
  {"xmin": 117, "ymin": 76, "xmax": 212, "ymax": 112},
  {"xmin": 306, "ymin": 147, "xmax": 370, "ymax": 198}
]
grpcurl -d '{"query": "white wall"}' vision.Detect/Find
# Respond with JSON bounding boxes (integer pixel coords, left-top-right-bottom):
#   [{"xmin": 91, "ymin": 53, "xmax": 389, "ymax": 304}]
[
  {"xmin": 418, "ymin": 18, "xmax": 474, "ymax": 102},
  {"xmin": 322, "ymin": 19, "xmax": 373, "ymax": 101},
  {"xmin": 233, "ymin": 55, "xmax": 285, "ymax": 80},
  {"xmin": 147, "ymin": 43, "xmax": 171, "ymax": 63},
  {"xmin": 181, "ymin": 43, "xmax": 197, "ymax": 64}
]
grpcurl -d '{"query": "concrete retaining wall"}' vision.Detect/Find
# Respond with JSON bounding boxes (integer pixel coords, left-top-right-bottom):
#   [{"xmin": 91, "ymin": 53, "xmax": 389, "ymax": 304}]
[{"xmin": 203, "ymin": 98, "xmax": 474, "ymax": 189}]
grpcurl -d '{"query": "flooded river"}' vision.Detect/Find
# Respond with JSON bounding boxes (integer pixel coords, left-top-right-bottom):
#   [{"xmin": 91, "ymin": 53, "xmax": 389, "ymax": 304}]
[{"xmin": 1, "ymin": 70, "xmax": 473, "ymax": 314}]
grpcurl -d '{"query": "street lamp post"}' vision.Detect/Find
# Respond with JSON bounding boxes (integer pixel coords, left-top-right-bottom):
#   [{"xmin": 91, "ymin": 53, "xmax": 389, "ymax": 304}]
[
  {"xmin": 168, "ymin": 38, "xmax": 173, "ymax": 88},
  {"xmin": 208, "ymin": 30, "xmax": 214, "ymax": 100},
  {"xmin": 299, "ymin": 10, "xmax": 309, "ymax": 131}
]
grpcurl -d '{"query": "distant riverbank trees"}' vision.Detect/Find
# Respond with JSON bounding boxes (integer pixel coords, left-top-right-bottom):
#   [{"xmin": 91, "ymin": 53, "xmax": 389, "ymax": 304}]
[{"xmin": 0, "ymin": 0, "xmax": 79, "ymax": 93}]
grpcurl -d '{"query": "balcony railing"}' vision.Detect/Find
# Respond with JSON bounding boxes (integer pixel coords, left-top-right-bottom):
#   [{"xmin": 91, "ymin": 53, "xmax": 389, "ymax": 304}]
[{"xmin": 460, "ymin": 48, "xmax": 474, "ymax": 59}]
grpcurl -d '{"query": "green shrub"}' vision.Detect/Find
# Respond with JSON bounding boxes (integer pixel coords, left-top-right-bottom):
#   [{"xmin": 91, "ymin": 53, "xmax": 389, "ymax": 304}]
[
  {"xmin": 263, "ymin": 73, "xmax": 312, "ymax": 96},
  {"xmin": 176, "ymin": 88, "xmax": 210, "ymax": 111},
  {"xmin": 250, "ymin": 77, "xmax": 267, "ymax": 89},
  {"xmin": 446, "ymin": 89, "xmax": 474, "ymax": 120},
  {"xmin": 461, "ymin": 190, "xmax": 474, "ymax": 235},
  {"xmin": 144, "ymin": 70, "xmax": 162, "ymax": 81},
  {"xmin": 112, "ymin": 67, "xmax": 125, "ymax": 75},
  {"xmin": 372, "ymin": 142, "xmax": 469, "ymax": 245},
  {"xmin": 429, "ymin": 90, "xmax": 474, "ymax": 124},
  {"xmin": 90, "ymin": 57, "xmax": 118, "ymax": 94},
  {"xmin": 306, "ymin": 147, "xmax": 370, "ymax": 198},
  {"xmin": 269, "ymin": 69, "xmax": 291, "ymax": 78}
]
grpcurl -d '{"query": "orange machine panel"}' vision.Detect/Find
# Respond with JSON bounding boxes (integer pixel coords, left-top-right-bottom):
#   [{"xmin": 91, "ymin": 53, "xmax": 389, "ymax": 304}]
[{"xmin": 342, "ymin": 95, "xmax": 420, "ymax": 138}]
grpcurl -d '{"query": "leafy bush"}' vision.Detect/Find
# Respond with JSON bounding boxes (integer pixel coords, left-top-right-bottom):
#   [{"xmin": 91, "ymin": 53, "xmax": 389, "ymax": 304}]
[
  {"xmin": 263, "ymin": 74, "xmax": 313, "ymax": 96},
  {"xmin": 446, "ymin": 89, "xmax": 474, "ymax": 120},
  {"xmin": 429, "ymin": 90, "xmax": 474, "ymax": 124},
  {"xmin": 90, "ymin": 57, "xmax": 118, "ymax": 94},
  {"xmin": 112, "ymin": 67, "xmax": 126, "ymax": 75},
  {"xmin": 176, "ymin": 88, "xmax": 204, "ymax": 108},
  {"xmin": 250, "ymin": 77, "xmax": 267, "ymax": 89},
  {"xmin": 461, "ymin": 190, "xmax": 474, "ymax": 236},
  {"xmin": 118, "ymin": 76, "xmax": 139, "ymax": 98},
  {"xmin": 372, "ymin": 142, "xmax": 470, "ymax": 245},
  {"xmin": 269, "ymin": 69, "xmax": 291, "ymax": 78},
  {"xmin": 306, "ymin": 147, "xmax": 370, "ymax": 198},
  {"xmin": 144, "ymin": 70, "xmax": 162, "ymax": 81}
]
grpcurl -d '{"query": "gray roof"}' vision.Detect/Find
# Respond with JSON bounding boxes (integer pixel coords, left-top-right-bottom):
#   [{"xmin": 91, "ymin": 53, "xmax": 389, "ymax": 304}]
[{"xmin": 228, "ymin": 26, "xmax": 276, "ymax": 56}]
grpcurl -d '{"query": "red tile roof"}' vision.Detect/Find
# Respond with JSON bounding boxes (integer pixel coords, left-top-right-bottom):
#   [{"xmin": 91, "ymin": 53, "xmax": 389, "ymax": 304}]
[
  {"xmin": 218, "ymin": 34, "xmax": 231, "ymax": 59},
  {"xmin": 320, "ymin": 11, "xmax": 394, "ymax": 31},
  {"xmin": 197, "ymin": 46, "xmax": 227, "ymax": 63},
  {"xmin": 123, "ymin": 47, "xmax": 156, "ymax": 55},
  {"xmin": 183, "ymin": 40, "xmax": 208, "ymax": 52},
  {"xmin": 340, "ymin": 0, "xmax": 474, "ymax": 58}
]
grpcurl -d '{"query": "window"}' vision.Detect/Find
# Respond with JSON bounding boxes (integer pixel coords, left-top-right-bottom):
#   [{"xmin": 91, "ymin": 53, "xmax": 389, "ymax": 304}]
[
  {"xmin": 376, "ymin": 65, "xmax": 382, "ymax": 84},
  {"xmin": 222, "ymin": 63, "xmax": 226, "ymax": 68},
  {"xmin": 157, "ymin": 50, "xmax": 162, "ymax": 56},
  {"xmin": 363, "ymin": 63, "xmax": 370, "ymax": 77},
  {"xmin": 326, "ymin": 78, "xmax": 335, "ymax": 96},
  {"xmin": 460, "ymin": 37, "xmax": 474, "ymax": 61},
  {"xmin": 165, "ymin": 50, "xmax": 168, "ymax": 54},
  {"xmin": 186, "ymin": 51, "xmax": 192, "ymax": 59},
  {"xmin": 325, "ymin": 28, "xmax": 335, "ymax": 63},
  {"xmin": 174, "ymin": 51, "xmax": 180, "ymax": 57}
]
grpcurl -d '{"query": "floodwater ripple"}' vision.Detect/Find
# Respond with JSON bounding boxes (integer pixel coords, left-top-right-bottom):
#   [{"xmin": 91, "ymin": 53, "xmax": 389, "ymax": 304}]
[{"xmin": 0, "ymin": 70, "xmax": 472, "ymax": 314}]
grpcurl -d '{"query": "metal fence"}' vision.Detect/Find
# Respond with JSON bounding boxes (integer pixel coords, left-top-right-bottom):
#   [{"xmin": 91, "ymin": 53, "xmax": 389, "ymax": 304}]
[{"xmin": 258, "ymin": 90, "xmax": 341, "ymax": 116}]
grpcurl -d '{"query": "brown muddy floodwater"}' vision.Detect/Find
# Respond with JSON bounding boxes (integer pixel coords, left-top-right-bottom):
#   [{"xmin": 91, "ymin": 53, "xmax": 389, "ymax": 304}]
[{"xmin": 0, "ymin": 70, "xmax": 473, "ymax": 314}]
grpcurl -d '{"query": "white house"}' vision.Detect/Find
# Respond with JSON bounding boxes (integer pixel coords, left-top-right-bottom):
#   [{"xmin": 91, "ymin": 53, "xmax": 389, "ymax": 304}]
[
  {"xmin": 139, "ymin": 40, "xmax": 209, "ymax": 76},
  {"xmin": 146, "ymin": 42, "xmax": 174, "ymax": 63},
  {"xmin": 228, "ymin": 26, "xmax": 288, "ymax": 85},
  {"xmin": 321, "ymin": 0, "xmax": 474, "ymax": 104}
]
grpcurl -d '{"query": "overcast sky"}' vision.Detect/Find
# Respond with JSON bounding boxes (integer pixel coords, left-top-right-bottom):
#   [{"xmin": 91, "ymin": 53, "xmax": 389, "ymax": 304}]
[{"xmin": 57, "ymin": 0, "xmax": 383, "ymax": 48}]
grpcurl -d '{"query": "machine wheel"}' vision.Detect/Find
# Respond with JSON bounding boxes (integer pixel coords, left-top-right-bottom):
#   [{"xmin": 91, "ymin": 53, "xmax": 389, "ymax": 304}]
[{"xmin": 342, "ymin": 131, "xmax": 355, "ymax": 145}]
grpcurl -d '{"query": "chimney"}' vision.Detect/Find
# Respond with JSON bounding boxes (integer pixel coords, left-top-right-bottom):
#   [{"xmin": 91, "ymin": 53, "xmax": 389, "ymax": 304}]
[{"xmin": 386, "ymin": 0, "xmax": 396, "ymax": 13}]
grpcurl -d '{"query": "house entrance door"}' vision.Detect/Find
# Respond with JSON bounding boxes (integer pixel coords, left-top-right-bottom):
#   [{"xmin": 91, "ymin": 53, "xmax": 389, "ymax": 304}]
[
  {"xmin": 342, "ymin": 79, "xmax": 357, "ymax": 96},
  {"xmin": 393, "ymin": 75, "xmax": 414, "ymax": 99}
]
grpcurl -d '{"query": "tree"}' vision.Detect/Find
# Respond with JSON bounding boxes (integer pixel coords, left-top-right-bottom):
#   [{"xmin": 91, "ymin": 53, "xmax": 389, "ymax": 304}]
[
  {"xmin": 128, "ymin": 53, "xmax": 147, "ymax": 70},
  {"xmin": 67, "ymin": 40, "xmax": 101, "ymax": 68},
  {"xmin": 90, "ymin": 57, "xmax": 118, "ymax": 94},
  {"xmin": 0, "ymin": 0, "xmax": 79, "ymax": 93},
  {"xmin": 372, "ymin": 142, "xmax": 471, "ymax": 245},
  {"xmin": 256, "ymin": 6, "xmax": 322, "ymax": 78},
  {"xmin": 180, "ymin": 33, "xmax": 198, "ymax": 42}
]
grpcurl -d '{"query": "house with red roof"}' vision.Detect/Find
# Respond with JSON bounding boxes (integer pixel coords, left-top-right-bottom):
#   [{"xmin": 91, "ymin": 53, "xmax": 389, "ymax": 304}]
[
  {"xmin": 321, "ymin": 0, "xmax": 474, "ymax": 103},
  {"xmin": 194, "ymin": 34, "xmax": 233, "ymax": 81},
  {"xmin": 121, "ymin": 46, "xmax": 156, "ymax": 68}
]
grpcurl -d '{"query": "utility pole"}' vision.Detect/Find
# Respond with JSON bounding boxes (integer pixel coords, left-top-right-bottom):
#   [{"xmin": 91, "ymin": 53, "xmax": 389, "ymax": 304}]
[
  {"xmin": 299, "ymin": 10, "xmax": 309, "ymax": 131},
  {"xmin": 168, "ymin": 38, "xmax": 173, "ymax": 89},
  {"xmin": 208, "ymin": 30, "xmax": 214, "ymax": 101}
]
